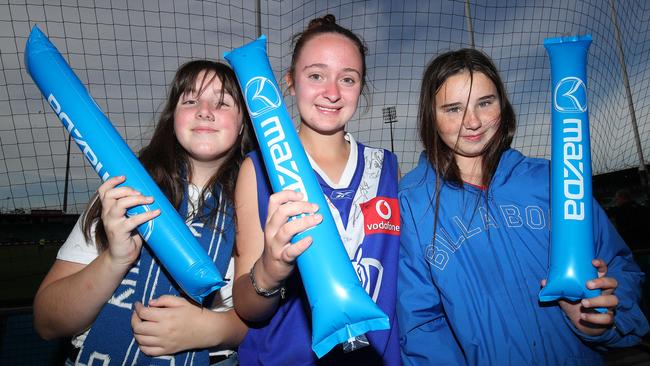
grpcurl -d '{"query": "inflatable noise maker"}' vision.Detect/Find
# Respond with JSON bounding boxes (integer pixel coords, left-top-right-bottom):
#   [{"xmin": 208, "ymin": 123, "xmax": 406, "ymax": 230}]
[
  {"xmin": 24, "ymin": 26, "xmax": 225, "ymax": 304},
  {"xmin": 538, "ymin": 34, "xmax": 602, "ymax": 306},
  {"xmin": 225, "ymin": 36, "xmax": 390, "ymax": 358}
]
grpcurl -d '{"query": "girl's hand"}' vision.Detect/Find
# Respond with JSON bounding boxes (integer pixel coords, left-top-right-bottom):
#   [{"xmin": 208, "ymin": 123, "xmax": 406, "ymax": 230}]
[
  {"xmin": 542, "ymin": 259, "xmax": 619, "ymax": 336},
  {"xmin": 131, "ymin": 295, "xmax": 209, "ymax": 356},
  {"xmin": 98, "ymin": 175, "xmax": 160, "ymax": 267},
  {"xmin": 256, "ymin": 190, "xmax": 322, "ymax": 289}
]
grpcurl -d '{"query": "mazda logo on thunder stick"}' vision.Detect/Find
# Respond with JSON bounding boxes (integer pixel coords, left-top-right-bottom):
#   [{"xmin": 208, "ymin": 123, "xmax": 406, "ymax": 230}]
[
  {"xmin": 554, "ymin": 76, "xmax": 588, "ymax": 221},
  {"xmin": 361, "ymin": 197, "xmax": 400, "ymax": 235},
  {"xmin": 554, "ymin": 76, "xmax": 587, "ymax": 113},
  {"xmin": 539, "ymin": 35, "xmax": 598, "ymax": 304},
  {"xmin": 242, "ymin": 72, "xmax": 310, "ymax": 198},
  {"xmin": 245, "ymin": 76, "xmax": 282, "ymax": 117}
]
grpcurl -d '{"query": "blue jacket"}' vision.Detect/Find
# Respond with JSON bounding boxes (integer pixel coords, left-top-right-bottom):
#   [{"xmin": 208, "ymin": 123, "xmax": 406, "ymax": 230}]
[{"xmin": 397, "ymin": 149, "xmax": 649, "ymax": 366}]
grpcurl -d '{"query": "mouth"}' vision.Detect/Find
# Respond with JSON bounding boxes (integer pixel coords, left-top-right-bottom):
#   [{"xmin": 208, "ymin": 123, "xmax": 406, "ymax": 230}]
[
  {"xmin": 461, "ymin": 132, "xmax": 484, "ymax": 142},
  {"xmin": 192, "ymin": 127, "xmax": 218, "ymax": 134},
  {"xmin": 315, "ymin": 104, "xmax": 341, "ymax": 113}
]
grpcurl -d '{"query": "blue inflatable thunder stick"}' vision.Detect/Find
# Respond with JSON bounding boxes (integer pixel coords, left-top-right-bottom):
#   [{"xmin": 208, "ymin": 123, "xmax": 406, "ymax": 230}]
[
  {"xmin": 24, "ymin": 26, "xmax": 224, "ymax": 304},
  {"xmin": 225, "ymin": 36, "xmax": 389, "ymax": 358},
  {"xmin": 539, "ymin": 35, "xmax": 601, "ymax": 303}
]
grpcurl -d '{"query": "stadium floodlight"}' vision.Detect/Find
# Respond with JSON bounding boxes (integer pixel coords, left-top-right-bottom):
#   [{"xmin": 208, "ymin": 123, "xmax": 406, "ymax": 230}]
[{"xmin": 383, "ymin": 106, "xmax": 397, "ymax": 152}]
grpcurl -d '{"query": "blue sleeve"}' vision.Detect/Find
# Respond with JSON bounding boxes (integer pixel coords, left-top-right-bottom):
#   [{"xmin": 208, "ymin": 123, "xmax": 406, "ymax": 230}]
[
  {"xmin": 570, "ymin": 200, "xmax": 649, "ymax": 347},
  {"xmin": 397, "ymin": 192, "xmax": 466, "ymax": 365}
]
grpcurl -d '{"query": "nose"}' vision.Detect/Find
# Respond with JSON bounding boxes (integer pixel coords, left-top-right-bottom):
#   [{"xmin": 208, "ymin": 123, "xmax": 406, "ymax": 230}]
[
  {"xmin": 322, "ymin": 80, "xmax": 341, "ymax": 102},
  {"xmin": 462, "ymin": 108, "xmax": 481, "ymax": 130},
  {"xmin": 196, "ymin": 100, "xmax": 214, "ymax": 120}
]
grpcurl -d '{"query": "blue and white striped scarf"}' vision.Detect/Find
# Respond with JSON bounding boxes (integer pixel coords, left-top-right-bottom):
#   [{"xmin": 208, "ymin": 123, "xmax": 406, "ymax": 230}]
[{"xmin": 76, "ymin": 184, "xmax": 234, "ymax": 365}]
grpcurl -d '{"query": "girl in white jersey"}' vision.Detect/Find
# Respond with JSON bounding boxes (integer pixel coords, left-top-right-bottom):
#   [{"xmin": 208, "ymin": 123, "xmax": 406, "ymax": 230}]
[{"xmin": 233, "ymin": 14, "xmax": 401, "ymax": 365}]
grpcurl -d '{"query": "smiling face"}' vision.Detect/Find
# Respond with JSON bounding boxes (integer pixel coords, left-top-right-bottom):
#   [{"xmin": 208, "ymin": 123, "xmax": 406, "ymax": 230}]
[
  {"xmin": 434, "ymin": 70, "xmax": 502, "ymax": 174},
  {"xmin": 287, "ymin": 33, "xmax": 363, "ymax": 136},
  {"xmin": 173, "ymin": 70, "xmax": 243, "ymax": 171}
]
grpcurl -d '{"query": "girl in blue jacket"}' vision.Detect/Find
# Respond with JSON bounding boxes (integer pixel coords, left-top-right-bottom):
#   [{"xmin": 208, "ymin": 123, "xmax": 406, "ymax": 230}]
[{"xmin": 398, "ymin": 48, "xmax": 648, "ymax": 365}]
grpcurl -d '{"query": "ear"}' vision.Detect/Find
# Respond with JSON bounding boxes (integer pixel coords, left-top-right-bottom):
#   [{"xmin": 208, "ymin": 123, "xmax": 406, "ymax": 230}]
[{"xmin": 285, "ymin": 73, "xmax": 296, "ymax": 96}]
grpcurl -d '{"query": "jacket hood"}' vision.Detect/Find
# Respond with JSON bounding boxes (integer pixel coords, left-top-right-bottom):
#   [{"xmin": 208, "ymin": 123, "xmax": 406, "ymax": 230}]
[{"xmin": 399, "ymin": 149, "xmax": 548, "ymax": 194}]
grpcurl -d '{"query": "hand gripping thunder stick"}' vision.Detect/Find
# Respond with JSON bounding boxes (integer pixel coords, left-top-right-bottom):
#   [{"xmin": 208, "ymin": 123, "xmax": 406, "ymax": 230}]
[
  {"xmin": 24, "ymin": 26, "xmax": 225, "ymax": 304},
  {"xmin": 538, "ymin": 35, "xmax": 602, "ymax": 305},
  {"xmin": 225, "ymin": 36, "xmax": 389, "ymax": 358}
]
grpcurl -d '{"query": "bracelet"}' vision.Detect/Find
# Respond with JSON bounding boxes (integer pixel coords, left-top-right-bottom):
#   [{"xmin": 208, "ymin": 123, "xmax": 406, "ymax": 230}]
[{"xmin": 249, "ymin": 260, "xmax": 285, "ymax": 299}]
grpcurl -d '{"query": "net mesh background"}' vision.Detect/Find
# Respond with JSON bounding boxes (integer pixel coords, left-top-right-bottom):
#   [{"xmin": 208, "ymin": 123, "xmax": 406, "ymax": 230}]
[{"xmin": 1, "ymin": 0, "xmax": 648, "ymax": 213}]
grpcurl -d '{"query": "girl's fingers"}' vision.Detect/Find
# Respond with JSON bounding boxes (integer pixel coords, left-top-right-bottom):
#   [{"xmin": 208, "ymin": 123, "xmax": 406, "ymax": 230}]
[
  {"xmin": 129, "ymin": 209, "xmax": 161, "ymax": 228},
  {"xmin": 98, "ymin": 175, "xmax": 126, "ymax": 194},
  {"xmin": 581, "ymin": 294, "xmax": 619, "ymax": 310},
  {"xmin": 267, "ymin": 190, "xmax": 304, "ymax": 212},
  {"xmin": 103, "ymin": 186, "xmax": 143, "ymax": 202},
  {"xmin": 266, "ymin": 191, "xmax": 312, "ymax": 221},
  {"xmin": 580, "ymin": 311, "xmax": 615, "ymax": 326},
  {"xmin": 593, "ymin": 258, "xmax": 608, "ymax": 278},
  {"xmin": 138, "ymin": 346, "xmax": 166, "ymax": 357},
  {"xmin": 148, "ymin": 295, "xmax": 186, "ymax": 308},
  {"xmin": 104, "ymin": 207, "xmax": 158, "ymax": 236},
  {"xmin": 267, "ymin": 196, "xmax": 317, "ymax": 220},
  {"xmin": 113, "ymin": 195, "xmax": 154, "ymax": 214},
  {"xmin": 273, "ymin": 214, "xmax": 322, "ymax": 245},
  {"xmin": 132, "ymin": 333, "xmax": 162, "ymax": 348},
  {"xmin": 132, "ymin": 319, "xmax": 155, "ymax": 338},
  {"xmin": 267, "ymin": 202, "xmax": 319, "ymax": 236},
  {"xmin": 133, "ymin": 303, "xmax": 164, "ymax": 323},
  {"xmin": 282, "ymin": 236, "xmax": 314, "ymax": 262},
  {"xmin": 586, "ymin": 277, "xmax": 618, "ymax": 293},
  {"xmin": 131, "ymin": 309, "xmax": 165, "ymax": 339},
  {"xmin": 104, "ymin": 195, "xmax": 154, "ymax": 221}
]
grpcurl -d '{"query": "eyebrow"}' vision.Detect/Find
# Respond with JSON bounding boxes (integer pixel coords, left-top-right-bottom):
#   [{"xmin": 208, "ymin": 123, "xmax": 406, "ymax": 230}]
[
  {"xmin": 478, "ymin": 94, "xmax": 497, "ymax": 101},
  {"xmin": 180, "ymin": 92, "xmax": 234, "ymax": 107},
  {"xmin": 439, "ymin": 94, "xmax": 496, "ymax": 109},
  {"xmin": 303, "ymin": 63, "xmax": 362, "ymax": 77},
  {"xmin": 183, "ymin": 87, "xmax": 232, "ymax": 97}
]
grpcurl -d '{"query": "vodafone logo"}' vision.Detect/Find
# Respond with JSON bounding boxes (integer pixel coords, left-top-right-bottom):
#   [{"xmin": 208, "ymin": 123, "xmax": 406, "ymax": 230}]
[
  {"xmin": 361, "ymin": 197, "xmax": 400, "ymax": 236},
  {"xmin": 375, "ymin": 199, "xmax": 392, "ymax": 220}
]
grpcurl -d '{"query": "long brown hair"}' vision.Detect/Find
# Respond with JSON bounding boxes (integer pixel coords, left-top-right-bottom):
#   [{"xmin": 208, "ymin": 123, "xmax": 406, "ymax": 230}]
[
  {"xmin": 418, "ymin": 49, "xmax": 516, "ymax": 236},
  {"xmin": 418, "ymin": 48, "xmax": 516, "ymax": 188},
  {"xmin": 83, "ymin": 60, "xmax": 254, "ymax": 251}
]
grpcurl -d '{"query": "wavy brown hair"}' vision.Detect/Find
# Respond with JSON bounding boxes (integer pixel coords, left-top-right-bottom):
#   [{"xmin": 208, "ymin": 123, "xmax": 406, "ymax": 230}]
[
  {"xmin": 419, "ymin": 48, "xmax": 516, "ymax": 188},
  {"xmin": 82, "ymin": 60, "xmax": 254, "ymax": 251},
  {"xmin": 418, "ymin": 49, "xmax": 516, "ymax": 235}
]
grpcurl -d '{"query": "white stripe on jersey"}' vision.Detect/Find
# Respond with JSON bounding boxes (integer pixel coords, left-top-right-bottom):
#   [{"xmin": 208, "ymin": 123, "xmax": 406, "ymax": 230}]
[{"xmin": 307, "ymin": 134, "xmax": 384, "ymax": 259}]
